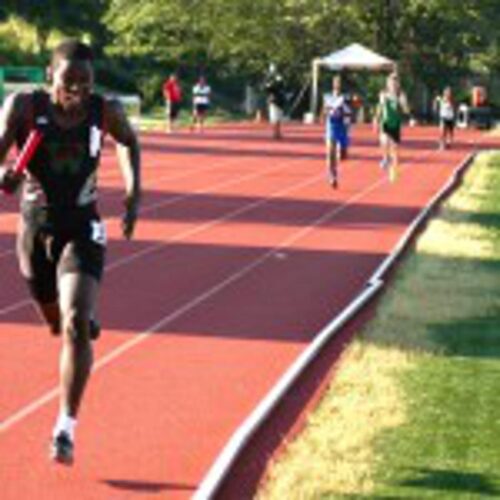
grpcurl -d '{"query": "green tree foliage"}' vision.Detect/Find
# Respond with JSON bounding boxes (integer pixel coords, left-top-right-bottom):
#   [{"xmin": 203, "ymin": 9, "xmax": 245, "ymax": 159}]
[
  {"xmin": 1, "ymin": 0, "xmax": 499, "ymax": 109},
  {"xmin": 3, "ymin": 0, "xmax": 108, "ymax": 53},
  {"xmin": 105, "ymin": 0, "xmax": 364, "ymax": 82}
]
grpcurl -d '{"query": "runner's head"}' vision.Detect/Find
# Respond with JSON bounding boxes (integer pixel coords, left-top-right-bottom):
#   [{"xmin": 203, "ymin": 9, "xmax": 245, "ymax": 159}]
[
  {"xmin": 332, "ymin": 75, "xmax": 342, "ymax": 94},
  {"xmin": 387, "ymin": 72, "xmax": 400, "ymax": 94},
  {"xmin": 48, "ymin": 39, "xmax": 94, "ymax": 111}
]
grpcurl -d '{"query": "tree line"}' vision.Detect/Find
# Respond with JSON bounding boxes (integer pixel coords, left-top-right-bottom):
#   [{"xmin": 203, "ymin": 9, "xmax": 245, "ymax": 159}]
[{"xmin": 1, "ymin": 0, "xmax": 499, "ymax": 111}]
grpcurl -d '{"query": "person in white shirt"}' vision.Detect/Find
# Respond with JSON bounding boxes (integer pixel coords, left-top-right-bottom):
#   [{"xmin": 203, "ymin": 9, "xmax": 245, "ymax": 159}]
[
  {"xmin": 321, "ymin": 75, "xmax": 352, "ymax": 188},
  {"xmin": 191, "ymin": 76, "xmax": 211, "ymax": 132},
  {"xmin": 434, "ymin": 86, "xmax": 456, "ymax": 149}
]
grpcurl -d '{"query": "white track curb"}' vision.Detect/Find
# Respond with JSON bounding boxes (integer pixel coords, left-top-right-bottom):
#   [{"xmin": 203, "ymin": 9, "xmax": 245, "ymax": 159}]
[{"xmin": 193, "ymin": 152, "xmax": 477, "ymax": 500}]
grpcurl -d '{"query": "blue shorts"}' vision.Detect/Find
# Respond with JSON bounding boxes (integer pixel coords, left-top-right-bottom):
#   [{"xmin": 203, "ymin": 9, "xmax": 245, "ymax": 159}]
[{"xmin": 326, "ymin": 121, "xmax": 349, "ymax": 149}]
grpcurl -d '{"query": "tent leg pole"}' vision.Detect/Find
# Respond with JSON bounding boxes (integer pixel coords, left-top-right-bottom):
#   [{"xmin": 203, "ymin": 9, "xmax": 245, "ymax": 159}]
[{"xmin": 310, "ymin": 59, "xmax": 319, "ymax": 121}]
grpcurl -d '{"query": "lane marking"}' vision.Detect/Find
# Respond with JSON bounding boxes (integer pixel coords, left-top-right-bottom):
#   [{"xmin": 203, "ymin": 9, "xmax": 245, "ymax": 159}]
[
  {"xmin": 1, "ymin": 130, "xmax": 488, "ymax": 436},
  {"xmin": 193, "ymin": 152, "xmax": 481, "ymax": 500},
  {"xmin": 0, "ymin": 153, "xmax": 316, "ymax": 261},
  {"xmin": 0, "ymin": 169, "xmax": 387, "ymax": 433}
]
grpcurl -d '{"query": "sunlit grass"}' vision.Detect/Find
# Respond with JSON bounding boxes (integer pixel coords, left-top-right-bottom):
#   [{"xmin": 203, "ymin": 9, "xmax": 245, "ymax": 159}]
[
  {"xmin": 258, "ymin": 151, "xmax": 500, "ymax": 499},
  {"xmin": 257, "ymin": 344, "xmax": 413, "ymax": 499}
]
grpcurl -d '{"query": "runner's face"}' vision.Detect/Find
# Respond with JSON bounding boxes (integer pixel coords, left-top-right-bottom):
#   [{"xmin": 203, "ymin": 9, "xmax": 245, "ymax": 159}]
[
  {"xmin": 388, "ymin": 77, "xmax": 399, "ymax": 94},
  {"xmin": 52, "ymin": 59, "xmax": 94, "ymax": 111},
  {"xmin": 332, "ymin": 77, "xmax": 341, "ymax": 93}
]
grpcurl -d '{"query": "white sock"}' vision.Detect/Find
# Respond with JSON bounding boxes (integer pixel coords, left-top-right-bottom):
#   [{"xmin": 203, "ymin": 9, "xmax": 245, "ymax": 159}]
[{"xmin": 53, "ymin": 412, "xmax": 77, "ymax": 441}]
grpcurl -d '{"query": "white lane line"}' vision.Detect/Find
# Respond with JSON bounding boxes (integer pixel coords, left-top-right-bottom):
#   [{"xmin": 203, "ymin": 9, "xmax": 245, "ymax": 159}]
[
  {"xmin": 193, "ymin": 151, "xmax": 483, "ymax": 500},
  {"xmin": 0, "ymin": 156, "xmax": 323, "ymax": 316},
  {"xmin": 0, "ymin": 124, "xmax": 303, "ymax": 224},
  {"xmin": 106, "ymin": 171, "xmax": 326, "ymax": 271},
  {"xmin": 2, "ymin": 132, "xmax": 471, "ymax": 432},
  {"xmin": 0, "ymin": 299, "xmax": 32, "ymax": 316},
  {"xmin": 0, "ymin": 167, "xmax": 387, "ymax": 433},
  {"xmin": 0, "ymin": 246, "xmax": 16, "ymax": 259},
  {"xmin": 0, "ymin": 149, "xmax": 260, "ymax": 225},
  {"xmin": 193, "ymin": 279, "xmax": 384, "ymax": 500},
  {"xmin": 0, "ymin": 153, "xmax": 313, "ymax": 262},
  {"xmin": 0, "ymin": 136, "xmax": 452, "ymax": 321}
]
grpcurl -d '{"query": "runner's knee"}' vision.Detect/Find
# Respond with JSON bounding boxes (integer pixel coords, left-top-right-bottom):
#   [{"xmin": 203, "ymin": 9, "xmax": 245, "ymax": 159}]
[{"xmin": 61, "ymin": 308, "xmax": 91, "ymax": 342}]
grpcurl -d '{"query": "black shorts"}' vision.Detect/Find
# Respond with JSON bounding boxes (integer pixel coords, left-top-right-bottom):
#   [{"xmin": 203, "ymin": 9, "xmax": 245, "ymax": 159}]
[
  {"xmin": 441, "ymin": 118, "xmax": 455, "ymax": 132},
  {"xmin": 194, "ymin": 103, "xmax": 209, "ymax": 116},
  {"xmin": 382, "ymin": 123, "xmax": 401, "ymax": 144},
  {"xmin": 167, "ymin": 101, "xmax": 181, "ymax": 120},
  {"xmin": 16, "ymin": 209, "xmax": 106, "ymax": 304}
]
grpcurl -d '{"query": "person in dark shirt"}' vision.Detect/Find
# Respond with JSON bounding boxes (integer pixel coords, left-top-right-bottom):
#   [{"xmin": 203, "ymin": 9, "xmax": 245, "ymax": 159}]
[
  {"xmin": 264, "ymin": 64, "xmax": 286, "ymax": 139},
  {"xmin": 0, "ymin": 39, "xmax": 141, "ymax": 465}
]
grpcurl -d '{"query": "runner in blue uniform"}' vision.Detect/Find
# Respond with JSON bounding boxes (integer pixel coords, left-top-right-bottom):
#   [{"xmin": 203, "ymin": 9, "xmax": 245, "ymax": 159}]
[
  {"xmin": 322, "ymin": 75, "xmax": 351, "ymax": 188},
  {"xmin": 0, "ymin": 40, "xmax": 141, "ymax": 465}
]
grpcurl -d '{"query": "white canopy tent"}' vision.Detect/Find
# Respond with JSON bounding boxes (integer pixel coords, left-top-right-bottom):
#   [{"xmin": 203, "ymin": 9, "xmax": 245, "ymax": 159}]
[{"xmin": 310, "ymin": 43, "xmax": 396, "ymax": 118}]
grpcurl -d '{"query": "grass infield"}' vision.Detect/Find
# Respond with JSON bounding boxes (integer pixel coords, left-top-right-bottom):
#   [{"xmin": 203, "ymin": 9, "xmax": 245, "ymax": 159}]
[
  {"xmin": 258, "ymin": 150, "xmax": 500, "ymax": 499},
  {"xmin": 139, "ymin": 107, "xmax": 247, "ymax": 131}
]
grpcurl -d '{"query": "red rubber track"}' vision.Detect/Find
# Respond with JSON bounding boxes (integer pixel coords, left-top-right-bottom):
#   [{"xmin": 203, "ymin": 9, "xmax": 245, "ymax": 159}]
[{"xmin": 0, "ymin": 123, "xmax": 497, "ymax": 499}]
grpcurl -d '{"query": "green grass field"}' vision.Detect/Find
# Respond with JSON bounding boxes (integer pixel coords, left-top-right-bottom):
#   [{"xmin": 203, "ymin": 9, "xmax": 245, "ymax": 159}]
[
  {"xmin": 139, "ymin": 106, "xmax": 247, "ymax": 131},
  {"xmin": 258, "ymin": 150, "xmax": 500, "ymax": 499}
]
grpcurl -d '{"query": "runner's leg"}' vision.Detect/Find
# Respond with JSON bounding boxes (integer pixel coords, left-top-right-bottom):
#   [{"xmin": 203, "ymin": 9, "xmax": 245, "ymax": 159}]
[
  {"xmin": 326, "ymin": 139, "xmax": 337, "ymax": 188},
  {"xmin": 390, "ymin": 137, "xmax": 399, "ymax": 182},
  {"xmin": 36, "ymin": 302, "xmax": 61, "ymax": 334},
  {"xmin": 57, "ymin": 271, "xmax": 98, "ymax": 418}
]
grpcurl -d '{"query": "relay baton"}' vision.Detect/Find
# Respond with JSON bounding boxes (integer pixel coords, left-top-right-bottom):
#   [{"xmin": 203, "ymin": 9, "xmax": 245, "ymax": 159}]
[
  {"xmin": 13, "ymin": 129, "xmax": 43, "ymax": 175},
  {"xmin": 1, "ymin": 129, "xmax": 43, "ymax": 195}
]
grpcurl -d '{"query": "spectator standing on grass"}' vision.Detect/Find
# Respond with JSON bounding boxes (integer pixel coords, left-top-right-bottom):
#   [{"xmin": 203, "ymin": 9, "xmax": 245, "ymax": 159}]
[
  {"xmin": 264, "ymin": 64, "xmax": 286, "ymax": 140},
  {"xmin": 434, "ymin": 86, "xmax": 456, "ymax": 150},
  {"xmin": 163, "ymin": 73, "xmax": 182, "ymax": 133},
  {"xmin": 191, "ymin": 76, "xmax": 211, "ymax": 132}
]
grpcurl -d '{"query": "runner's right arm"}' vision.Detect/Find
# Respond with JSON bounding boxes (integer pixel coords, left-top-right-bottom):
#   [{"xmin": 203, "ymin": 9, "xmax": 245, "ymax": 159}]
[{"xmin": 0, "ymin": 93, "xmax": 30, "ymax": 193}]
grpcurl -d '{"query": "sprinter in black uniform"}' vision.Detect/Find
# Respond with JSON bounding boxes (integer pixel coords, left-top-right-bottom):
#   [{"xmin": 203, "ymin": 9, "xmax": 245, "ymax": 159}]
[{"xmin": 0, "ymin": 40, "xmax": 141, "ymax": 465}]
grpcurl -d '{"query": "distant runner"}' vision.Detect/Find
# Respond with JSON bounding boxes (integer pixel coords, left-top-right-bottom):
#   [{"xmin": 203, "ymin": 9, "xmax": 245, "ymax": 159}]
[
  {"xmin": 375, "ymin": 73, "xmax": 410, "ymax": 182},
  {"xmin": 434, "ymin": 86, "xmax": 456, "ymax": 149},
  {"xmin": 322, "ymin": 75, "xmax": 352, "ymax": 188}
]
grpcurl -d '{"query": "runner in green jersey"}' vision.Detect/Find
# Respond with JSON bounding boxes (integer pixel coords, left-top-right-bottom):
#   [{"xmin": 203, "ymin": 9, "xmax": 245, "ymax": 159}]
[{"xmin": 375, "ymin": 73, "xmax": 409, "ymax": 182}]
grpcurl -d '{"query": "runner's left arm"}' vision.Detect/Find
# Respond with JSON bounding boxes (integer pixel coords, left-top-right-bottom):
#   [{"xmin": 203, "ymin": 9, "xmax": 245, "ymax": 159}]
[
  {"xmin": 373, "ymin": 92, "xmax": 384, "ymax": 131},
  {"xmin": 105, "ymin": 99, "xmax": 141, "ymax": 239},
  {"xmin": 400, "ymin": 92, "xmax": 411, "ymax": 117},
  {"xmin": 343, "ymin": 98, "xmax": 353, "ymax": 126}
]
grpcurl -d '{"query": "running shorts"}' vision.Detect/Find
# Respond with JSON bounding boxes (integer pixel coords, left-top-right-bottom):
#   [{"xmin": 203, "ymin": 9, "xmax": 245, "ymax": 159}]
[
  {"xmin": 441, "ymin": 118, "xmax": 455, "ymax": 132},
  {"xmin": 167, "ymin": 101, "xmax": 181, "ymax": 120},
  {"xmin": 326, "ymin": 121, "xmax": 349, "ymax": 149},
  {"xmin": 382, "ymin": 123, "xmax": 401, "ymax": 144},
  {"xmin": 16, "ymin": 208, "xmax": 106, "ymax": 303},
  {"xmin": 268, "ymin": 103, "xmax": 283, "ymax": 124},
  {"xmin": 194, "ymin": 103, "xmax": 209, "ymax": 116}
]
